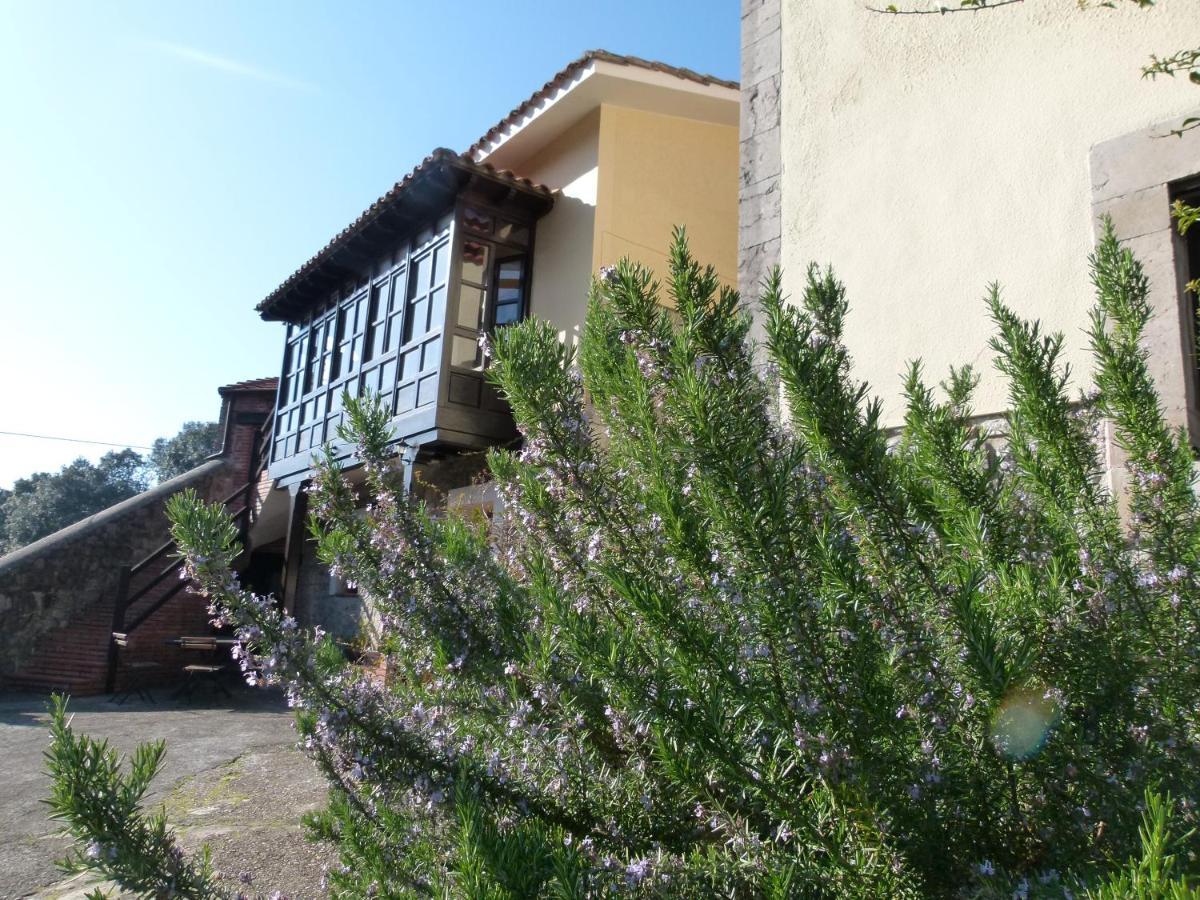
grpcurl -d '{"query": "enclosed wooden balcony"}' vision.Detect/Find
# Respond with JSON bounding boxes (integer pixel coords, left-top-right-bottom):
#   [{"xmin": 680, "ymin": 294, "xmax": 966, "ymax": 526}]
[{"xmin": 257, "ymin": 150, "xmax": 554, "ymax": 485}]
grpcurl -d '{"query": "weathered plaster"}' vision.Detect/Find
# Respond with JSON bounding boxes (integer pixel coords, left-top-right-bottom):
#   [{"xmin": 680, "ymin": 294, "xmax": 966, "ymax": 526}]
[{"xmin": 776, "ymin": 1, "xmax": 1198, "ymax": 425}]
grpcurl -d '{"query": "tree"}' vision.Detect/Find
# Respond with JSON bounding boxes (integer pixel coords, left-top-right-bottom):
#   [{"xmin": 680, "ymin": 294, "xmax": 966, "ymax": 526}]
[
  {"xmin": 48, "ymin": 228, "xmax": 1200, "ymax": 897},
  {"xmin": 0, "ymin": 487, "xmax": 11, "ymax": 545},
  {"xmin": 0, "ymin": 420, "xmax": 219, "ymax": 556},
  {"xmin": 147, "ymin": 421, "xmax": 221, "ymax": 483},
  {"xmin": 1, "ymin": 450, "xmax": 147, "ymax": 554}
]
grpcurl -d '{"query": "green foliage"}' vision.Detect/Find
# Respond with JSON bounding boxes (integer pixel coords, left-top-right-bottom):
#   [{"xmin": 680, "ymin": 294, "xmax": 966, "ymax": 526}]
[
  {"xmin": 148, "ymin": 421, "xmax": 221, "ymax": 483},
  {"xmin": 1172, "ymin": 200, "xmax": 1200, "ymax": 296},
  {"xmin": 44, "ymin": 695, "xmax": 222, "ymax": 898},
  {"xmin": 1086, "ymin": 789, "xmax": 1200, "ymax": 899},
  {"xmin": 50, "ymin": 227, "xmax": 1200, "ymax": 896},
  {"xmin": 0, "ymin": 450, "xmax": 147, "ymax": 554},
  {"xmin": 0, "ymin": 420, "xmax": 220, "ymax": 556}
]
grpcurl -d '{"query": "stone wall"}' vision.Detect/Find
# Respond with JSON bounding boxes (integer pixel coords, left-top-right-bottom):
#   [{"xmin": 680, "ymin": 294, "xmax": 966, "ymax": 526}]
[
  {"xmin": 739, "ymin": 0, "xmax": 782, "ymax": 336},
  {"xmin": 0, "ymin": 460, "xmax": 227, "ymax": 686},
  {"xmin": 289, "ymin": 449, "xmax": 492, "ymax": 644},
  {"xmin": 293, "ymin": 548, "xmax": 369, "ymax": 644}
]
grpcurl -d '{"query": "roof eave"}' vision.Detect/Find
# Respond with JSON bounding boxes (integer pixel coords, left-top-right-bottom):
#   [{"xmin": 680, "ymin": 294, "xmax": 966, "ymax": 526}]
[
  {"xmin": 467, "ymin": 50, "xmax": 740, "ymax": 164},
  {"xmin": 255, "ymin": 150, "xmax": 553, "ymax": 322}
]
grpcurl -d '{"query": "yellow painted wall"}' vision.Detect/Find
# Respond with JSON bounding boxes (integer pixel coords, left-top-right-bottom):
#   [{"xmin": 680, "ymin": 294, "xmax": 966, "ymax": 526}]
[
  {"xmin": 512, "ymin": 101, "xmax": 737, "ymax": 344},
  {"xmin": 519, "ymin": 110, "xmax": 600, "ymax": 350},
  {"xmin": 596, "ymin": 104, "xmax": 739, "ymax": 296}
]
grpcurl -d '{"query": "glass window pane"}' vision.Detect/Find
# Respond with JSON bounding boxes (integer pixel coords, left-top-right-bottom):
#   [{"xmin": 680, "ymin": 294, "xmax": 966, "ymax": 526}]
[
  {"xmin": 380, "ymin": 359, "xmax": 397, "ymax": 389},
  {"xmin": 355, "ymin": 294, "xmax": 369, "ymax": 332},
  {"xmin": 463, "ymin": 207, "xmax": 493, "ymax": 234},
  {"xmin": 389, "ymin": 271, "xmax": 405, "ymax": 313},
  {"xmin": 331, "ymin": 338, "xmax": 345, "ymax": 382},
  {"xmin": 364, "ymin": 285, "xmax": 385, "ymax": 362},
  {"xmin": 422, "ymin": 336, "xmax": 442, "ymax": 370},
  {"xmin": 404, "ymin": 297, "xmax": 428, "ymax": 343},
  {"xmin": 386, "ymin": 310, "xmax": 404, "ymax": 352},
  {"xmin": 429, "ymin": 286, "xmax": 446, "ymax": 323},
  {"xmin": 433, "ymin": 243, "xmax": 448, "ymax": 287},
  {"xmin": 402, "ymin": 348, "xmax": 420, "ymax": 380},
  {"xmin": 495, "ymin": 301, "xmax": 521, "ymax": 326},
  {"xmin": 458, "ymin": 286, "xmax": 484, "ymax": 329},
  {"xmin": 494, "ymin": 221, "xmax": 529, "ymax": 245},
  {"xmin": 365, "ymin": 323, "xmax": 378, "ymax": 361},
  {"xmin": 452, "ymin": 335, "xmax": 481, "ymax": 370},
  {"xmin": 304, "ymin": 330, "xmax": 319, "ymax": 391},
  {"xmin": 411, "ymin": 252, "xmax": 432, "ymax": 293},
  {"xmin": 461, "ymin": 241, "xmax": 489, "ymax": 284},
  {"xmin": 496, "ymin": 258, "xmax": 524, "ymax": 304}
]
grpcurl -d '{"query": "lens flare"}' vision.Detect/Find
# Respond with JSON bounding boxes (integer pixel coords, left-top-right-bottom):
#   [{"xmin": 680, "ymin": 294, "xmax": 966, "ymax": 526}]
[{"xmin": 991, "ymin": 686, "xmax": 1059, "ymax": 760}]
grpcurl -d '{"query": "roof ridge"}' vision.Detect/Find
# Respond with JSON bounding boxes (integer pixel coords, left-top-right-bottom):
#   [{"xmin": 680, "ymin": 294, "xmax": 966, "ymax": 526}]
[{"xmin": 466, "ymin": 49, "xmax": 739, "ymax": 160}]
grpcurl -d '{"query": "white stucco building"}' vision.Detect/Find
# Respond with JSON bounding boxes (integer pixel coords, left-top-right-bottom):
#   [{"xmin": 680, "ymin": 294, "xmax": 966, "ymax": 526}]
[{"xmin": 741, "ymin": 1, "xmax": 1200, "ymax": 440}]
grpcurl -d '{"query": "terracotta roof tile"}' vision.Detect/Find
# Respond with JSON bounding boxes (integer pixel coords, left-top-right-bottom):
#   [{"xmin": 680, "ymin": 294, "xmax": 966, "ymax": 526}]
[
  {"xmin": 219, "ymin": 377, "xmax": 279, "ymax": 395},
  {"xmin": 256, "ymin": 149, "xmax": 553, "ymax": 320},
  {"xmin": 467, "ymin": 50, "xmax": 739, "ymax": 160}
]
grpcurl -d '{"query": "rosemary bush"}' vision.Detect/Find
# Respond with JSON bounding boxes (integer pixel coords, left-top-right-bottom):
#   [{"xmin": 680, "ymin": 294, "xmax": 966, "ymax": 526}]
[{"xmin": 47, "ymin": 223, "xmax": 1200, "ymax": 897}]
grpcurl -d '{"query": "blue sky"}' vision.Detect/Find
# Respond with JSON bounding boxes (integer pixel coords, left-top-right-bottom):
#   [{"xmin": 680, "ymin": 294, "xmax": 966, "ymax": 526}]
[{"xmin": 0, "ymin": 1, "xmax": 739, "ymax": 488}]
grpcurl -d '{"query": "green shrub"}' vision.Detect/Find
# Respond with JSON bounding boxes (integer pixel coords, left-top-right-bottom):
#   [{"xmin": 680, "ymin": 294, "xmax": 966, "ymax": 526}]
[{"xmin": 48, "ymin": 223, "xmax": 1200, "ymax": 897}]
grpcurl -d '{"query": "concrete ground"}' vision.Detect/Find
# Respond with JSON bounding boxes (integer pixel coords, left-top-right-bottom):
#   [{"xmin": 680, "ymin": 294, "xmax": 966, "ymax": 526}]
[{"xmin": 0, "ymin": 685, "xmax": 336, "ymax": 899}]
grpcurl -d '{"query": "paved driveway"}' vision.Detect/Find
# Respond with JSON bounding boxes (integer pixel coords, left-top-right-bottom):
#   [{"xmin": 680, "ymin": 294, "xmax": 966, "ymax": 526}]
[{"xmin": 0, "ymin": 687, "xmax": 335, "ymax": 899}]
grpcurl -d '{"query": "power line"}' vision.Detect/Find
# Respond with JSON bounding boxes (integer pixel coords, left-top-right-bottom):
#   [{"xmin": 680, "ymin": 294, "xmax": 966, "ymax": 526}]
[{"xmin": 0, "ymin": 430, "xmax": 154, "ymax": 451}]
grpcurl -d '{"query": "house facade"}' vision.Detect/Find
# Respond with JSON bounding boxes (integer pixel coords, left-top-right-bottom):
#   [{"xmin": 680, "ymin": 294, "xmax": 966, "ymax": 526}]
[
  {"xmin": 247, "ymin": 51, "xmax": 740, "ymax": 638},
  {"xmin": 741, "ymin": 1, "xmax": 1200, "ymax": 444},
  {"xmin": 0, "ymin": 51, "xmax": 738, "ymax": 691}
]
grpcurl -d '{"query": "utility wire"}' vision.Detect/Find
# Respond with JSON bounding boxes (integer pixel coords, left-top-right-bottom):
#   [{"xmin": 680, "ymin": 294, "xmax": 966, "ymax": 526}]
[{"xmin": 0, "ymin": 430, "xmax": 154, "ymax": 451}]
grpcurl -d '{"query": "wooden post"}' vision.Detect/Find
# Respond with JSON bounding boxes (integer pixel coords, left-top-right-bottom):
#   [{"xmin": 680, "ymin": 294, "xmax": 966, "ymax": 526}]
[
  {"xmin": 281, "ymin": 483, "xmax": 308, "ymax": 617},
  {"xmin": 401, "ymin": 444, "xmax": 418, "ymax": 494},
  {"xmin": 104, "ymin": 566, "xmax": 131, "ymax": 694}
]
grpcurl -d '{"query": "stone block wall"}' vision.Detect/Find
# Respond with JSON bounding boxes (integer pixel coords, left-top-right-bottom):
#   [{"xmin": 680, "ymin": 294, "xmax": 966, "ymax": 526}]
[
  {"xmin": 739, "ymin": 0, "xmax": 782, "ymax": 337},
  {"xmin": 288, "ymin": 449, "xmax": 492, "ymax": 645}
]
